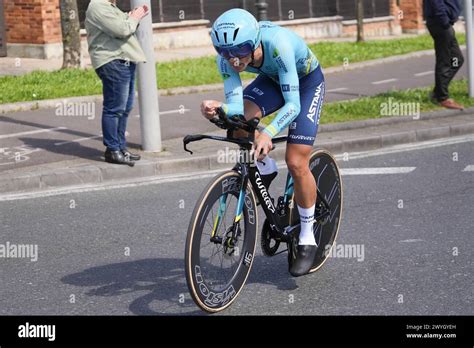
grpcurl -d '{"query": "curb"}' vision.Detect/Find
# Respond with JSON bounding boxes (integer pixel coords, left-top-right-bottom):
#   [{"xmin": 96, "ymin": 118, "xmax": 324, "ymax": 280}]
[
  {"xmin": 319, "ymin": 106, "xmax": 474, "ymax": 133},
  {"xmin": 0, "ymin": 48, "xmax": 444, "ymax": 114},
  {"xmin": 2, "ymin": 119, "xmax": 474, "ymax": 196}
]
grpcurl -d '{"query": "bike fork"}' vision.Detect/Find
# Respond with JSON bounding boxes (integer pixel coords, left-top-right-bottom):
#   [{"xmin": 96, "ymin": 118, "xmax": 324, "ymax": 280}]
[{"xmin": 210, "ymin": 172, "xmax": 248, "ymax": 245}]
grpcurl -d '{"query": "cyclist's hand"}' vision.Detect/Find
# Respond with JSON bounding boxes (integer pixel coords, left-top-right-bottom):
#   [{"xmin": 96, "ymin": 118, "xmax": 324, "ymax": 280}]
[
  {"xmin": 201, "ymin": 100, "xmax": 222, "ymax": 120},
  {"xmin": 253, "ymin": 131, "xmax": 273, "ymax": 161}
]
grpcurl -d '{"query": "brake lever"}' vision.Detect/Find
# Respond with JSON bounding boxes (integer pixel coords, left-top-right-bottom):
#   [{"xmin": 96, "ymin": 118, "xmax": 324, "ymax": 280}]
[{"xmin": 210, "ymin": 117, "xmax": 227, "ymax": 130}]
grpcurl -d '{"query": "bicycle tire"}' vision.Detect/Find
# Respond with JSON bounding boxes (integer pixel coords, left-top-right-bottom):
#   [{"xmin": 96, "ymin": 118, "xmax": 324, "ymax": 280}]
[
  {"xmin": 185, "ymin": 170, "xmax": 258, "ymax": 313},
  {"xmin": 288, "ymin": 148, "xmax": 343, "ymax": 273}
]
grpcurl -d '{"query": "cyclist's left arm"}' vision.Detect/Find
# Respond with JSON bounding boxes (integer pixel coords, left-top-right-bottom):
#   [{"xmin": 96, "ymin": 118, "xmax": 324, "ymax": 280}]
[
  {"xmin": 262, "ymin": 37, "xmax": 301, "ymax": 138},
  {"xmin": 217, "ymin": 56, "xmax": 244, "ymax": 117}
]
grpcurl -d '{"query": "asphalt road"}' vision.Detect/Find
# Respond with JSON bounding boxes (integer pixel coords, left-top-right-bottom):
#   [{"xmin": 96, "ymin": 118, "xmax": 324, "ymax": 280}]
[
  {"xmin": 0, "ymin": 50, "xmax": 468, "ymax": 171},
  {"xmin": 0, "ymin": 138, "xmax": 472, "ymax": 315}
]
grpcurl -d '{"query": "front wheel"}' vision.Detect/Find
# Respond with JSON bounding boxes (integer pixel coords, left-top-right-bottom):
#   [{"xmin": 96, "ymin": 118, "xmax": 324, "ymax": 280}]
[
  {"xmin": 185, "ymin": 170, "xmax": 258, "ymax": 313},
  {"xmin": 289, "ymin": 148, "xmax": 343, "ymax": 273}
]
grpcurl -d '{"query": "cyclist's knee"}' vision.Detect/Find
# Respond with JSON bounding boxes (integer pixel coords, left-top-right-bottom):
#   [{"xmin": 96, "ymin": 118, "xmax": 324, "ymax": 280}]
[
  {"xmin": 286, "ymin": 145, "xmax": 311, "ymax": 178},
  {"xmin": 286, "ymin": 157, "xmax": 310, "ymax": 178}
]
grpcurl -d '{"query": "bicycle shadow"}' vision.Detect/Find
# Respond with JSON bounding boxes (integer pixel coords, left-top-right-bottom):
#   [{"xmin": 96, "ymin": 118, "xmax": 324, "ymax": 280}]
[
  {"xmin": 61, "ymin": 255, "xmax": 298, "ymax": 315},
  {"xmin": 61, "ymin": 258, "xmax": 205, "ymax": 316},
  {"xmin": 248, "ymin": 254, "xmax": 299, "ymax": 291}
]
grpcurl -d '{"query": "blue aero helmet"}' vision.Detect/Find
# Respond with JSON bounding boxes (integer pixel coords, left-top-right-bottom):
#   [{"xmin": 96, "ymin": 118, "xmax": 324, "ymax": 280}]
[{"xmin": 211, "ymin": 8, "xmax": 261, "ymax": 60}]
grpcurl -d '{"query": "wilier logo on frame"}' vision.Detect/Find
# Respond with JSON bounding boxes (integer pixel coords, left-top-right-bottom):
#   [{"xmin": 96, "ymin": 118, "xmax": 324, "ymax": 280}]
[{"xmin": 55, "ymin": 100, "xmax": 96, "ymax": 120}]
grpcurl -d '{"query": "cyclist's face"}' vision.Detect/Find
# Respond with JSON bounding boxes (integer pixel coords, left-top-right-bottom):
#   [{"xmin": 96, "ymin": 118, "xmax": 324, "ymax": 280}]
[{"xmin": 228, "ymin": 54, "xmax": 252, "ymax": 72}]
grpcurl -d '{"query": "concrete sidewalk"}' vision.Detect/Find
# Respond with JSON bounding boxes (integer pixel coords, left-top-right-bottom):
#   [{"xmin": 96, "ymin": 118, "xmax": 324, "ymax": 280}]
[{"xmin": 1, "ymin": 107, "xmax": 473, "ymax": 197}]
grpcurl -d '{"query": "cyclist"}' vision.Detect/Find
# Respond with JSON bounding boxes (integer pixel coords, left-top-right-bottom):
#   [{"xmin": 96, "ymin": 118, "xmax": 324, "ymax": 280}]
[{"xmin": 200, "ymin": 8, "xmax": 325, "ymax": 277}]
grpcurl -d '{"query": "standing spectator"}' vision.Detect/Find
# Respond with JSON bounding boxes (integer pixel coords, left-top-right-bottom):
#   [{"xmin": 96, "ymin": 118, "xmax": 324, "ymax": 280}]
[
  {"xmin": 424, "ymin": 0, "xmax": 464, "ymax": 110},
  {"xmin": 85, "ymin": 0, "xmax": 149, "ymax": 166}
]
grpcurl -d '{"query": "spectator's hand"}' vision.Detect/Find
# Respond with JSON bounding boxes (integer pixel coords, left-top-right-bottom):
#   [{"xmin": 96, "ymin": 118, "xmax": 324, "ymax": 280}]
[
  {"xmin": 129, "ymin": 5, "xmax": 149, "ymax": 21},
  {"xmin": 201, "ymin": 100, "xmax": 223, "ymax": 120}
]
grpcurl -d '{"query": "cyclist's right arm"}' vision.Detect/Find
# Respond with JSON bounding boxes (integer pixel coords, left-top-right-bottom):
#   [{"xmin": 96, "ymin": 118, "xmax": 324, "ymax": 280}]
[{"xmin": 217, "ymin": 56, "xmax": 244, "ymax": 117}]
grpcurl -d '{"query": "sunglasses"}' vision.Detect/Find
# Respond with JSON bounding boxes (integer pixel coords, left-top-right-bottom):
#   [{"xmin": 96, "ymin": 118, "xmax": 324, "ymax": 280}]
[{"xmin": 215, "ymin": 41, "xmax": 254, "ymax": 60}]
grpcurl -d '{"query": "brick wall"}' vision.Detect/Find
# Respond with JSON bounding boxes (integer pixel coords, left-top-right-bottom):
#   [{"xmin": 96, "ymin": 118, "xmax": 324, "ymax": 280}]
[
  {"xmin": 399, "ymin": 0, "xmax": 425, "ymax": 32},
  {"xmin": 5, "ymin": 0, "xmax": 61, "ymax": 44}
]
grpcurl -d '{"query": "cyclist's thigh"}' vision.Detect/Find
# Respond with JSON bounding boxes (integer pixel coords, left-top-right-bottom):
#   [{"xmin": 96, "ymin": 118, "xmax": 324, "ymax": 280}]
[
  {"xmin": 243, "ymin": 74, "xmax": 284, "ymax": 120},
  {"xmin": 288, "ymin": 78, "xmax": 325, "ymax": 146}
]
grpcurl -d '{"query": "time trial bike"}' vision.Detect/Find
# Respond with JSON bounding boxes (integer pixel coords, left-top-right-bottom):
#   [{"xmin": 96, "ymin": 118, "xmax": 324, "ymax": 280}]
[{"xmin": 183, "ymin": 108, "xmax": 343, "ymax": 313}]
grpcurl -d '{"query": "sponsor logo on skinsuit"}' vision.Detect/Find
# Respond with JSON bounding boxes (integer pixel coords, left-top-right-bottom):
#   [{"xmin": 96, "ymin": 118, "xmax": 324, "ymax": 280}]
[
  {"xmin": 275, "ymin": 56, "xmax": 288, "ymax": 73},
  {"xmin": 289, "ymin": 134, "xmax": 315, "ymax": 142},
  {"xmin": 282, "ymin": 84, "xmax": 299, "ymax": 92},
  {"xmin": 307, "ymin": 83, "xmax": 323, "ymax": 123},
  {"xmin": 252, "ymin": 87, "xmax": 264, "ymax": 96},
  {"xmin": 276, "ymin": 109, "xmax": 295, "ymax": 128}
]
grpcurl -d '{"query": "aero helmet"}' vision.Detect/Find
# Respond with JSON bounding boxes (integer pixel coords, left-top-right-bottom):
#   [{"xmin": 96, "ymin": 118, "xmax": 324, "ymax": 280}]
[{"xmin": 211, "ymin": 9, "xmax": 261, "ymax": 59}]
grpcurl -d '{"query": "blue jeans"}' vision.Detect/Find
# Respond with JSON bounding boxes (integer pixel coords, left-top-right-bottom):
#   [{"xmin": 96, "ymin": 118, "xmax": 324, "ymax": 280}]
[{"xmin": 96, "ymin": 60, "xmax": 136, "ymax": 151}]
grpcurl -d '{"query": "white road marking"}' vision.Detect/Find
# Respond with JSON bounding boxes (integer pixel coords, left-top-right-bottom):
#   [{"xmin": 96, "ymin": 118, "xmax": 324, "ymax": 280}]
[
  {"xmin": 134, "ymin": 108, "xmax": 191, "ymax": 118},
  {"xmin": 372, "ymin": 78, "xmax": 398, "ymax": 85},
  {"xmin": 326, "ymin": 87, "xmax": 348, "ymax": 93},
  {"xmin": 0, "ymin": 127, "xmax": 66, "ymax": 140},
  {"xmin": 2, "ymin": 134, "xmax": 474, "ymax": 201},
  {"xmin": 462, "ymin": 165, "xmax": 474, "ymax": 172},
  {"xmin": 0, "ymin": 169, "xmax": 227, "ymax": 201},
  {"xmin": 399, "ymin": 239, "xmax": 424, "ymax": 243},
  {"xmin": 335, "ymin": 134, "xmax": 474, "ymax": 161},
  {"xmin": 54, "ymin": 134, "xmax": 102, "ymax": 146},
  {"xmin": 414, "ymin": 71, "xmax": 434, "ymax": 77},
  {"xmin": 341, "ymin": 167, "xmax": 416, "ymax": 175}
]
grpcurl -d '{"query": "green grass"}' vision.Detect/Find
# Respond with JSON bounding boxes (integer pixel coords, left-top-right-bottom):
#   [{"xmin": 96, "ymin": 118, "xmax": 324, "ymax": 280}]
[
  {"xmin": 311, "ymin": 33, "xmax": 466, "ymax": 68},
  {"xmin": 260, "ymin": 79, "xmax": 473, "ymax": 127},
  {"xmin": 0, "ymin": 33, "xmax": 466, "ymax": 104}
]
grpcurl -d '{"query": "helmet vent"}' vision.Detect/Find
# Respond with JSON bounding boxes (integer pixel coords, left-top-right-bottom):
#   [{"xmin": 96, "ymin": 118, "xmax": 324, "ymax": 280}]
[
  {"xmin": 214, "ymin": 30, "xmax": 220, "ymax": 43},
  {"xmin": 233, "ymin": 28, "xmax": 240, "ymax": 41},
  {"xmin": 223, "ymin": 32, "xmax": 228, "ymax": 44}
]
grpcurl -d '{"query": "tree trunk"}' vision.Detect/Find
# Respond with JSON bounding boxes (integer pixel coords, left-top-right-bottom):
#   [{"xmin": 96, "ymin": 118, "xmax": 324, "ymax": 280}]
[
  {"xmin": 60, "ymin": 0, "xmax": 81, "ymax": 68},
  {"xmin": 356, "ymin": 0, "xmax": 364, "ymax": 42}
]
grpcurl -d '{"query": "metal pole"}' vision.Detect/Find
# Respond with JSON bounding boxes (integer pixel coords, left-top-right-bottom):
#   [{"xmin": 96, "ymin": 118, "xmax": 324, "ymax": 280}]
[
  {"xmin": 255, "ymin": 0, "xmax": 268, "ymax": 21},
  {"xmin": 131, "ymin": 0, "xmax": 162, "ymax": 151},
  {"xmin": 465, "ymin": 0, "xmax": 474, "ymax": 97}
]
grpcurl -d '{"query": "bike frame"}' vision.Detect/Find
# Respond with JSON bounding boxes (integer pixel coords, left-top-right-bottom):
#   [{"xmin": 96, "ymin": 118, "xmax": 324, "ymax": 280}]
[
  {"xmin": 212, "ymin": 136, "xmax": 295, "ymax": 245},
  {"xmin": 183, "ymin": 109, "xmax": 331, "ymax": 245}
]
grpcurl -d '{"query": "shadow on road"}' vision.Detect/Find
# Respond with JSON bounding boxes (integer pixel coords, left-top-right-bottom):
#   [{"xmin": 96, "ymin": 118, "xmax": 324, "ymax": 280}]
[
  {"xmin": 61, "ymin": 258, "xmax": 205, "ymax": 316},
  {"xmin": 20, "ymin": 137, "xmax": 105, "ymax": 162},
  {"xmin": 61, "ymin": 255, "xmax": 298, "ymax": 315}
]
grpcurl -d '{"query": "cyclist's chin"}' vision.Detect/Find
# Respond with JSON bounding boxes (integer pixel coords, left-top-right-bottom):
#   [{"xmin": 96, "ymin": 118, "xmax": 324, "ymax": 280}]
[{"xmin": 231, "ymin": 63, "xmax": 247, "ymax": 72}]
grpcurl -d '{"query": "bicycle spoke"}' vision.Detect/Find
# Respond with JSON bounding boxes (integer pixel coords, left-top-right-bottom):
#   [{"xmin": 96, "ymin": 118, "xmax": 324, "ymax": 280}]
[{"xmin": 201, "ymin": 240, "xmax": 213, "ymax": 249}]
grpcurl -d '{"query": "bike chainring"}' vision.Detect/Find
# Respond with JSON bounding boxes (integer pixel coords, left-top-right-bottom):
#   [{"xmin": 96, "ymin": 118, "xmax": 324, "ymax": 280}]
[{"xmin": 260, "ymin": 219, "xmax": 281, "ymax": 256}]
